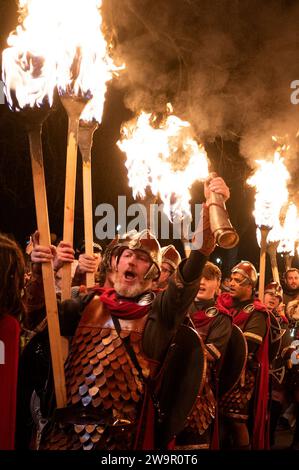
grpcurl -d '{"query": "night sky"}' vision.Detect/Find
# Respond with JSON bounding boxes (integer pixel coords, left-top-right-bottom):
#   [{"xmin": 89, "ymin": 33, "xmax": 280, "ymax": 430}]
[{"xmin": 1, "ymin": 0, "xmax": 299, "ymax": 279}]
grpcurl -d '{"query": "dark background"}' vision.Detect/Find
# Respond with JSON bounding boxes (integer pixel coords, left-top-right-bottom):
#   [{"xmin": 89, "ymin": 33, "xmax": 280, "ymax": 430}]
[{"xmin": 1, "ymin": 0, "xmax": 299, "ymax": 279}]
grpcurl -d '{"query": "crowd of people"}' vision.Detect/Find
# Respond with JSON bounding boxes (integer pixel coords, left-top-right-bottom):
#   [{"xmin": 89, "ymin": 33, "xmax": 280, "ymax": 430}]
[{"xmin": 1, "ymin": 175, "xmax": 299, "ymax": 451}]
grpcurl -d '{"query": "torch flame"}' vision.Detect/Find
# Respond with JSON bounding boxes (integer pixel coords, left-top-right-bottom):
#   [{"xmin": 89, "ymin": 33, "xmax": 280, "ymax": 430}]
[
  {"xmin": 2, "ymin": 0, "xmax": 120, "ymax": 120},
  {"xmin": 247, "ymin": 151, "xmax": 290, "ymax": 230},
  {"xmin": 2, "ymin": 0, "xmax": 57, "ymax": 110},
  {"xmin": 256, "ymin": 221, "xmax": 282, "ymax": 248},
  {"xmin": 117, "ymin": 111, "xmax": 209, "ymax": 221},
  {"xmin": 277, "ymin": 203, "xmax": 299, "ymax": 255}
]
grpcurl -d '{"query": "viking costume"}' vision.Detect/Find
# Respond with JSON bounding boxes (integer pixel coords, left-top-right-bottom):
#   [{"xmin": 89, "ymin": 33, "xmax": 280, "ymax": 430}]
[
  {"xmin": 28, "ymin": 225, "xmax": 213, "ymax": 451},
  {"xmin": 217, "ymin": 261, "xmax": 270, "ymax": 450},
  {"xmin": 175, "ymin": 298, "xmax": 232, "ymax": 449}
]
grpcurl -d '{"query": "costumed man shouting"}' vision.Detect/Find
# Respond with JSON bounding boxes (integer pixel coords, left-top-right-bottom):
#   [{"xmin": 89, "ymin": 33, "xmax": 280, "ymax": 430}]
[
  {"xmin": 217, "ymin": 261, "xmax": 269, "ymax": 449},
  {"xmin": 25, "ymin": 176, "xmax": 230, "ymax": 450}
]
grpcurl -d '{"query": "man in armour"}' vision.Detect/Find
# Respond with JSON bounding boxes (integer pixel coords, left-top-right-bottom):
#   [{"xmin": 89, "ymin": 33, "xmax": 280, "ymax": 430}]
[
  {"xmin": 176, "ymin": 261, "xmax": 232, "ymax": 449},
  {"xmin": 25, "ymin": 176, "xmax": 230, "ymax": 450},
  {"xmin": 217, "ymin": 261, "xmax": 269, "ymax": 449}
]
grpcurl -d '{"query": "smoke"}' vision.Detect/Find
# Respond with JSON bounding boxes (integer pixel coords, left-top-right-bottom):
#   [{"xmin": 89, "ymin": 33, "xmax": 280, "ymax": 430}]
[{"xmin": 103, "ymin": 0, "xmax": 299, "ymax": 173}]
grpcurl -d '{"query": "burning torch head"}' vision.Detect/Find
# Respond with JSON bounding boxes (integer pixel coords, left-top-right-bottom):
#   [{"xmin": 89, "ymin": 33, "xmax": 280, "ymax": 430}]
[
  {"xmin": 264, "ymin": 282, "xmax": 283, "ymax": 302},
  {"xmin": 116, "ymin": 229, "xmax": 162, "ymax": 281},
  {"xmin": 161, "ymin": 245, "xmax": 182, "ymax": 272},
  {"xmin": 231, "ymin": 261, "xmax": 258, "ymax": 287}
]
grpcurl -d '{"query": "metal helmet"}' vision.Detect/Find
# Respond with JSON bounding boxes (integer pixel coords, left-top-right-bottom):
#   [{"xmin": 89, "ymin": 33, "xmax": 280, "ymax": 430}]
[
  {"xmin": 117, "ymin": 229, "xmax": 162, "ymax": 281},
  {"xmin": 101, "ymin": 236, "xmax": 121, "ymax": 272},
  {"xmin": 102, "ymin": 231, "xmax": 141, "ymax": 271},
  {"xmin": 161, "ymin": 245, "xmax": 181, "ymax": 272},
  {"xmin": 264, "ymin": 281, "xmax": 283, "ymax": 301},
  {"xmin": 231, "ymin": 261, "xmax": 258, "ymax": 287}
]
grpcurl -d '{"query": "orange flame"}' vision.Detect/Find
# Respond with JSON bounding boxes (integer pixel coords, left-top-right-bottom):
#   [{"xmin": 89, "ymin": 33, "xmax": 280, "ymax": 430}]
[
  {"xmin": 277, "ymin": 203, "xmax": 299, "ymax": 255},
  {"xmin": 247, "ymin": 151, "xmax": 289, "ymax": 230},
  {"xmin": 117, "ymin": 110, "xmax": 209, "ymax": 221},
  {"xmin": 2, "ymin": 0, "xmax": 120, "ymax": 121}
]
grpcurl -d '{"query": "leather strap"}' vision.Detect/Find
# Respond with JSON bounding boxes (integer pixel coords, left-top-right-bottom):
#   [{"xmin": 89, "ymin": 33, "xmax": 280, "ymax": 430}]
[{"xmin": 111, "ymin": 315, "xmax": 145, "ymax": 381}]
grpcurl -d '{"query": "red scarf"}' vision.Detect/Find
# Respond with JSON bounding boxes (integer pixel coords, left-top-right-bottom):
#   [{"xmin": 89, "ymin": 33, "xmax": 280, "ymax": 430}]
[
  {"xmin": 93, "ymin": 287, "xmax": 149, "ymax": 319},
  {"xmin": 192, "ymin": 299, "xmax": 232, "ymax": 329},
  {"xmin": 0, "ymin": 314, "xmax": 20, "ymax": 450},
  {"xmin": 215, "ymin": 293, "xmax": 235, "ymax": 315}
]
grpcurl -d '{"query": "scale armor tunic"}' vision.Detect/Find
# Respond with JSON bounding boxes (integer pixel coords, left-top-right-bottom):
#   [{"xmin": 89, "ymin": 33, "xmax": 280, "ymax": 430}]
[
  {"xmin": 40, "ymin": 298, "xmax": 151, "ymax": 450},
  {"xmin": 185, "ymin": 361, "xmax": 216, "ymax": 436}
]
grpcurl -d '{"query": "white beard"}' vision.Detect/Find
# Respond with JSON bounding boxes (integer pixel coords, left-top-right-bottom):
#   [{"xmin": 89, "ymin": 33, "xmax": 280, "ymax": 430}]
[{"xmin": 114, "ymin": 273, "xmax": 152, "ymax": 298}]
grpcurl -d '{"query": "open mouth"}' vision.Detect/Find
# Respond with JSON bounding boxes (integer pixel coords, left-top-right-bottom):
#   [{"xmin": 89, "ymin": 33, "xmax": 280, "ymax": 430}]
[{"xmin": 124, "ymin": 270, "xmax": 137, "ymax": 281}]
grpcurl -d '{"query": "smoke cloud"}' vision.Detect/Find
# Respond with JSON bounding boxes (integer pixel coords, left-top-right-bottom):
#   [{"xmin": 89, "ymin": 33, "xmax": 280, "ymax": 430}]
[{"xmin": 103, "ymin": 0, "xmax": 299, "ymax": 176}]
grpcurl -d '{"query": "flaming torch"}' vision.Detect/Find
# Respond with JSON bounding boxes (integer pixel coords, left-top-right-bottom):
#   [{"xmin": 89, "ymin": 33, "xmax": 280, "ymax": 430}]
[
  {"xmin": 266, "ymin": 224, "xmax": 282, "ymax": 283},
  {"xmin": 247, "ymin": 152, "xmax": 289, "ymax": 299},
  {"xmin": 117, "ymin": 109, "xmax": 238, "ymax": 249},
  {"xmin": 78, "ymin": 118, "xmax": 99, "ymax": 288},
  {"xmin": 2, "ymin": 2, "xmax": 66, "ymax": 406},
  {"xmin": 53, "ymin": 0, "xmax": 113, "ymax": 299},
  {"xmin": 77, "ymin": 5, "xmax": 121, "ymax": 288},
  {"xmin": 277, "ymin": 203, "xmax": 299, "ymax": 271}
]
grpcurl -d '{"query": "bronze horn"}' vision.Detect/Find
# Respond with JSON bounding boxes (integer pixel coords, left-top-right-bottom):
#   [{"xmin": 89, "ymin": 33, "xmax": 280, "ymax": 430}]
[{"xmin": 208, "ymin": 182, "xmax": 239, "ymax": 249}]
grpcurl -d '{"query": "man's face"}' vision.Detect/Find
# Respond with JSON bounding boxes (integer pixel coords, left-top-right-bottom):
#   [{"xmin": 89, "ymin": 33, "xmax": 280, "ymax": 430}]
[
  {"xmin": 156, "ymin": 262, "xmax": 173, "ymax": 289},
  {"xmin": 229, "ymin": 273, "xmax": 253, "ymax": 301},
  {"xmin": 286, "ymin": 271, "xmax": 299, "ymax": 290},
  {"xmin": 264, "ymin": 292, "xmax": 280, "ymax": 311},
  {"xmin": 196, "ymin": 276, "xmax": 219, "ymax": 301},
  {"xmin": 114, "ymin": 248, "xmax": 153, "ymax": 297}
]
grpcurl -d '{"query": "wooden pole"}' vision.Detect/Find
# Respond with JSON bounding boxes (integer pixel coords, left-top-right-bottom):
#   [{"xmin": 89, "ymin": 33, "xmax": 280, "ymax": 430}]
[
  {"xmin": 78, "ymin": 120, "xmax": 98, "ymax": 288},
  {"xmin": 28, "ymin": 122, "xmax": 67, "ymax": 408},
  {"xmin": 267, "ymin": 241, "xmax": 280, "ymax": 283},
  {"xmin": 60, "ymin": 96, "xmax": 88, "ymax": 301},
  {"xmin": 258, "ymin": 226, "xmax": 270, "ymax": 300},
  {"xmin": 284, "ymin": 253, "xmax": 293, "ymax": 271}
]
